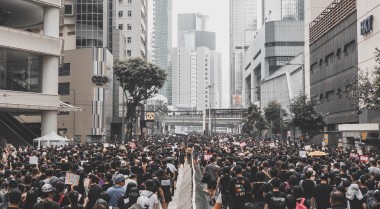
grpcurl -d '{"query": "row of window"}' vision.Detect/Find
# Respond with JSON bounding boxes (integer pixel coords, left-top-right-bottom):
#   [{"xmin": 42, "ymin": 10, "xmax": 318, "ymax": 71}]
[
  {"xmin": 315, "ymin": 88, "xmax": 343, "ymax": 104},
  {"xmin": 118, "ymin": 10, "xmax": 132, "ymax": 17},
  {"xmin": 311, "ymin": 40, "xmax": 356, "ymax": 74},
  {"xmin": 264, "ymin": 42, "xmax": 304, "ymax": 47},
  {"xmin": 118, "ymin": 24, "xmax": 132, "ymax": 30}
]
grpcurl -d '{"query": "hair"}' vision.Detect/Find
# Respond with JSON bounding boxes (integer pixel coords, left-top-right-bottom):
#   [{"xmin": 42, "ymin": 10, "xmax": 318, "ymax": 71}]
[
  {"xmin": 8, "ymin": 189, "xmax": 22, "ymax": 204},
  {"xmin": 256, "ymin": 171, "xmax": 265, "ymax": 182},
  {"xmin": 269, "ymin": 167, "xmax": 278, "ymax": 178},
  {"xmin": 288, "ymin": 175, "xmax": 299, "ymax": 187},
  {"xmin": 305, "ymin": 170, "xmax": 313, "ymax": 179},
  {"xmin": 271, "ymin": 178, "xmax": 282, "ymax": 188},
  {"xmin": 330, "ymin": 190, "xmax": 345, "ymax": 205},
  {"xmin": 285, "ymin": 194, "xmax": 296, "ymax": 209},
  {"xmin": 68, "ymin": 191, "xmax": 79, "ymax": 207},
  {"xmin": 234, "ymin": 165, "xmax": 242, "ymax": 174},
  {"xmin": 24, "ymin": 188, "xmax": 38, "ymax": 207},
  {"xmin": 366, "ymin": 179, "xmax": 376, "ymax": 190}
]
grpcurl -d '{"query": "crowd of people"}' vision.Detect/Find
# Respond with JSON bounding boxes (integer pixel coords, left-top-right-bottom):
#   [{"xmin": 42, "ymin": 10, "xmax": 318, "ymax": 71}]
[
  {"xmin": 0, "ymin": 132, "xmax": 379, "ymax": 209},
  {"xmin": 195, "ymin": 134, "xmax": 380, "ymax": 209}
]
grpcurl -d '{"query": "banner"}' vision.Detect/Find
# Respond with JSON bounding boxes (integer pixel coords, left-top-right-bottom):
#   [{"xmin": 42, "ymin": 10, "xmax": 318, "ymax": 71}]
[
  {"xmin": 29, "ymin": 156, "xmax": 38, "ymax": 165},
  {"xmin": 299, "ymin": 151, "xmax": 307, "ymax": 157},
  {"xmin": 65, "ymin": 173, "xmax": 80, "ymax": 186},
  {"xmin": 240, "ymin": 142, "xmax": 247, "ymax": 147},
  {"xmin": 204, "ymin": 154, "xmax": 212, "ymax": 161},
  {"xmin": 350, "ymin": 153, "xmax": 359, "ymax": 159},
  {"xmin": 360, "ymin": 155, "xmax": 369, "ymax": 162}
]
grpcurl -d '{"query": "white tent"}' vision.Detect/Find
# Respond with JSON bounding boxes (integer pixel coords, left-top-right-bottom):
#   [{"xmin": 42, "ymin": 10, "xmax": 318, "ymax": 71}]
[{"xmin": 33, "ymin": 131, "xmax": 70, "ymax": 147}]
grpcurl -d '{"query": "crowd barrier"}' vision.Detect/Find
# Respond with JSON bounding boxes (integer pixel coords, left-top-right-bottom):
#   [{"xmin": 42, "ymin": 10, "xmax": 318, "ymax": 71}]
[
  {"xmin": 176, "ymin": 162, "xmax": 193, "ymax": 209},
  {"xmin": 192, "ymin": 153, "xmax": 211, "ymax": 209}
]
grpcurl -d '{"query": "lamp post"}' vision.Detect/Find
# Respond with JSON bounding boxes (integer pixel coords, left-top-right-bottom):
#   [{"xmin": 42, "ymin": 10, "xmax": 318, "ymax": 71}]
[
  {"xmin": 207, "ymin": 84, "xmax": 214, "ymax": 136},
  {"xmin": 70, "ymin": 89, "xmax": 76, "ymax": 140}
]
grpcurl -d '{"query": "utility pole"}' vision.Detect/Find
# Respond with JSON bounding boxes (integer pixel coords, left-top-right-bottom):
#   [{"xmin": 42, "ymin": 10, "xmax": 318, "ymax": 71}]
[{"xmin": 121, "ymin": 93, "xmax": 125, "ymax": 143}]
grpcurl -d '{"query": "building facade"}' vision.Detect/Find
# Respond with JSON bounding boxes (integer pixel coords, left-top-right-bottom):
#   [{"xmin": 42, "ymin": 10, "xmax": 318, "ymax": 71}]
[
  {"xmin": 242, "ymin": 20, "xmax": 304, "ymax": 108},
  {"xmin": 0, "ymin": 0, "xmax": 62, "ymax": 146},
  {"xmin": 230, "ymin": 0, "xmax": 257, "ymax": 107},
  {"xmin": 258, "ymin": 0, "xmax": 304, "ymax": 28},
  {"xmin": 152, "ymin": 0, "xmax": 172, "ymax": 104}
]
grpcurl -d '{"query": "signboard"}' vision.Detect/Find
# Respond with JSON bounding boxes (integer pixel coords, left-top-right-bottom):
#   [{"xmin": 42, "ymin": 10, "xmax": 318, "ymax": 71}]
[
  {"xmin": 103, "ymin": 143, "xmax": 109, "ymax": 148},
  {"xmin": 146, "ymin": 112, "xmax": 155, "ymax": 121},
  {"xmin": 299, "ymin": 151, "xmax": 307, "ymax": 158},
  {"xmin": 338, "ymin": 142, "xmax": 343, "ymax": 147},
  {"xmin": 204, "ymin": 154, "xmax": 212, "ymax": 161},
  {"xmin": 304, "ymin": 145, "xmax": 312, "ymax": 151},
  {"xmin": 360, "ymin": 15, "xmax": 374, "ymax": 35},
  {"xmin": 350, "ymin": 153, "xmax": 359, "ymax": 159},
  {"xmin": 29, "ymin": 156, "xmax": 38, "ymax": 165},
  {"xmin": 65, "ymin": 173, "xmax": 80, "ymax": 186},
  {"xmin": 361, "ymin": 132, "xmax": 367, "ymax": 141},
  {"xmin": 360, "ymin": 155, "xmax": 369, "ymax": 162}
]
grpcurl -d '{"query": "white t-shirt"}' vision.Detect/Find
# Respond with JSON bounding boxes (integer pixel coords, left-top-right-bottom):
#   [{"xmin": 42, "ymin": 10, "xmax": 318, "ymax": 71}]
[{"xmin": 139, "ymin": 190, "xmax": 159, "ymax": 209}]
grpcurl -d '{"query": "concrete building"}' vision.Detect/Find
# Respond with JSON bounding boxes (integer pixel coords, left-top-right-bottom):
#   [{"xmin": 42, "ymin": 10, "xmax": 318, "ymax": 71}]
[
  {"xmin": 306, "ymin": 0, "xmax": 380, "ymax": 147},
  {"xmin": 58, "ymin": 48, "xmax": 113, "ymax": 143},
  {"xmin": 242, "ymin": 20, "xmax": 304, "ymax": 108},
  {"xmin": 0, "ymin": 0, "xmax": 62, "ymax": 146},
  {"xmin": 172, "ymin": 47, "xmax": 221, "ymax": 111},
  {"xmin": 230, "ymin": 0, "xmax": 257, "ymax": 107},
  {"xmin": 152, "ymin": 0, "xmax": 172, "ymax": 104}
]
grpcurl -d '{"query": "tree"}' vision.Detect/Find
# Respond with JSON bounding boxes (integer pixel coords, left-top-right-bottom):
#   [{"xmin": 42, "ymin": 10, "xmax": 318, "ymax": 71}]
[
  {"xmin": 241, "ymin": 103, "xmax": 267, "ymax": 137},
  {"xmin": 114, "ymin": 58, "xmax": 167, "ymax": 140},
  {"xmin": 288, "ymin": 95, "xmax": 325, "ymax": 139},
  {"xmin": 263, "ymin": 100, "xmax": 287, "ymax": 135},
  {"xmin": 341, "ymin": 48, "xmax": 380, "ymax": 111}
]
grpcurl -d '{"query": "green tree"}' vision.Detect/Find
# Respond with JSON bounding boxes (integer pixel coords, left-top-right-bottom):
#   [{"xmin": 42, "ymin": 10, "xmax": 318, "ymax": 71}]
[
  {"xmin": 241, "ymin": 103, "xmax": 267, "ymax": 137},
  {"xmin": 288, "ymin": 95, "xmax": 325, "ymax": 139},
  {"xmin": 264, "ymin": 100, "xmax": 287, "ymax": 135},
  {"xmin": 114, "ymin": 58, "xmax": 167, "ymax": 140},
  {"xmin": 341, "ymin": 48, "xmax": 380, "ymax": 111}
]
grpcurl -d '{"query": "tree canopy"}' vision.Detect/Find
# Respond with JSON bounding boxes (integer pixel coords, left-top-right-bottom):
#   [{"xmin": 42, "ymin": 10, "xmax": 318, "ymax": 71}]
[
  {"xmin": 264, "ymin": 100, "xmax": 287, "ymax": 135},
  {"xmin": 114, "ymin": 57, "xmax": 167, "ymax": 140},
  {"xmin": 241, "ymin": 103, "xmax": 266, "ymax": 137},
  {"xmin": 288, "ymin": 95, "xmax": 325, "ymax": 138}
]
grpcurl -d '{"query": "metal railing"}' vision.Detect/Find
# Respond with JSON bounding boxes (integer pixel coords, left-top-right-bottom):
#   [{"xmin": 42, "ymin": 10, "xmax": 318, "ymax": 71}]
[{"xmin": 192, "ymin": 153, "xmax": 210, "ymax": 209}]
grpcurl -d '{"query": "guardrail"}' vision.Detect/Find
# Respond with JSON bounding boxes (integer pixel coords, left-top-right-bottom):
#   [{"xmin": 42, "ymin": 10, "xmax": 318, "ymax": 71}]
[{"xmin": 192, "ymin": 153, "xmax": 210, "ymax": 209}]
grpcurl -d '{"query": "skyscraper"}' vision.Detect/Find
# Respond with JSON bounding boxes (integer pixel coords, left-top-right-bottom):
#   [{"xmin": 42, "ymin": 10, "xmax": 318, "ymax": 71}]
[
  {"xmin": 258, "ymin": 0, "xmax": 304, "ymax": 27},
  {"xmin": 152, "ymin": 0, "xmax": 172, "ymax": 104},
  {"xmin": 230, "ymin": 0, "xmax": 257, "ymax": 107}
]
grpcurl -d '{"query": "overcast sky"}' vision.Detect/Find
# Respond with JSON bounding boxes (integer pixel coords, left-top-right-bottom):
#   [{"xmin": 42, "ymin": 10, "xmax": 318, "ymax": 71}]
[{"xmin": 172, "ymin": 0, "xmax": 230, "ymax": 105}]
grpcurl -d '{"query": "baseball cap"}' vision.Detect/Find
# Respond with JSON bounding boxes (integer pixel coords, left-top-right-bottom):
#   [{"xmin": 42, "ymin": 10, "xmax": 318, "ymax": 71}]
[
  {"xmin": 114, "ymin": 174, "xmax": 125, "ymax": 184},
  {"xmin": 41, "ymin": 183, "xmax": 55, "ymax": 193},
  {"xmin": 137, "ymin": 196, "xmax": 150, "ymax": 209}
]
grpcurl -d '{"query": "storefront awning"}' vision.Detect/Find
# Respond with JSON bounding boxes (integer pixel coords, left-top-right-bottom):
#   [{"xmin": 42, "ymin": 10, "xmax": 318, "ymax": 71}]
[{"xmin": 59, "ymin": 102, "xmax": 83, "ymax": 112}]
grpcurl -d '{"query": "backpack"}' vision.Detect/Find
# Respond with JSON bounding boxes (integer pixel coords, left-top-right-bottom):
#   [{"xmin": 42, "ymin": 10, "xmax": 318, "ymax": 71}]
[
  {"xmin": 296, "ymin": 198, "xmax": 307, "ymax": 209},
  {"xmin": 365, "ymin": 190, "xmax": 377, "ymax": 209},
  {"xmin": 268, "ymin": 191, "xmax": 286, "ymax": 209}
]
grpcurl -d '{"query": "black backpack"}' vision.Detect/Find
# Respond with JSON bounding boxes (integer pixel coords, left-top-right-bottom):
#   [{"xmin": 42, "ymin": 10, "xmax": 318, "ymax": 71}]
[
  {"xmin": 365, "ymin": 190, "xmax": 377, "ymax": 209},
  {"xmin": 268, "ymin": 191, "xmax": 286, "ymax": 209}
]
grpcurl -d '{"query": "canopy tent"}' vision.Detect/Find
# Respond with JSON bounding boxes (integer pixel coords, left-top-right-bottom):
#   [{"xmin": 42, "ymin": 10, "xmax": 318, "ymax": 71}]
[
  {"xmin": 33, "ymin": 131, "xmax": 70, "ymax": 147},
  {"xmin": 308, "ymin": 151, "xmax": 328, "ymax": 157}
]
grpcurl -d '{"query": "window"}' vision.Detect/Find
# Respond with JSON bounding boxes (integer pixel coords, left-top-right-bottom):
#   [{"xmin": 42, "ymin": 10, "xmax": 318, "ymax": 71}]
[
  {"xmin": 58, "ymin": 82, "xmax": 70, "ymax": 95},
  {"xmin": 253, "ymin": 50, "xmax": 261, "ymax": 61},
  {"xmin": 311, "ymin": 62, "xmax": 318, "ymax": 74},
  {"xmin": 59, "ymin": 63, "xmax": 70, "ymax": 76},
  {"xmin": 118, "ymin": 24, "xmax": 123, "ymax": 30},
  {"xmin": 64, "ymin": 5, "xmax": 73, "ymax": 16},
  {"xmin": 127, "ymin": 24, "xmax": 132, "ymax": 30},
  {"xmin": 326, "ymin": 90, "xmax": 335, "ymax": 102},
  {"xmin": 264, "ymin": 42, "xmax": 304, "ymax": 47},
  {"xmin": 337, "ymin": 48, "xmax": 341, "ymax": 60},
  {"xmin": 127, "ymin": 50, "xmax": 131, "ymax": 57},
  {"xmin": 344, "ymin": 40, "xmax": 356, "ymax": 56},
  {"xmin": 128, "ymin": 11, "xmax": 132, "ymax": 17},
  {"xmin": 325, "ymin": 53, "xmax": 334, "ymax": 66},
  {"xmin": 118, "ymin": 11, "xmax": 123, "ymax": 17},
  {"xmin": 128, "ymin": 0, "xmax": 132, "ymax": 3},
  {"xmin": 127, "ymin": 37, "xmax": 131, "ymax": 43},
  {"xmin": 68, "ymin": 31, "xmax": 75, "ymax": 36}
]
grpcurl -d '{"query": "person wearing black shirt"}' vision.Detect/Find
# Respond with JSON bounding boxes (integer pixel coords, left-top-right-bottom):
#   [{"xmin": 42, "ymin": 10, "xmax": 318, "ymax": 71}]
[
  {"xmin": 263, "ymin": 178, "xmax": 286, "ymax": 209},
  {"xmin": 219, "ymin": 167, "xmax": 231, "ymax": 209},
  {"xmin": 227, "ymin": 165, "xmax": 252, "ymax": 209},
  {"xmin": 252, "ymin": 171, "xmax": 266, "ymax": 209},
  {"xmin": 311, "ymin": 173, "xmax": 333, "ymax": 209},
  {"xmin": 301, "ymin": 170, "xmax": 315, "ymax": 206}
]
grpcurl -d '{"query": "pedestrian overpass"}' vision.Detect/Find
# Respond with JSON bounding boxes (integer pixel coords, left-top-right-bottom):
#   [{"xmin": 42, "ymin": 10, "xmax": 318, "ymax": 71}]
[{"xmin": 160, "ymin": 109, "xmax": 245, "ymax": 132}]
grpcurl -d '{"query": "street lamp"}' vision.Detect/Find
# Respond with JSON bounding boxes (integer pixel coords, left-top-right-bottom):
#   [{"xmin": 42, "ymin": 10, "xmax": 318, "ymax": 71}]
[{"xmin": 207, "ymin": 84, "xmax": 214, "ymax": 136}]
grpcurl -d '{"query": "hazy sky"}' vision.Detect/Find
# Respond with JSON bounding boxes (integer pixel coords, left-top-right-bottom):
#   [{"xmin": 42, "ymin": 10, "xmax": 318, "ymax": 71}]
[{"xmin": 172, "ymin": 0, "xmax": 230, "ymax": 104}]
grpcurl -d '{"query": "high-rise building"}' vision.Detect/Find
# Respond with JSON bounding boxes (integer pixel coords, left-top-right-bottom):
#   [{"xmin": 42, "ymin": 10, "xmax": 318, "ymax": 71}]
[
  {"xmin": 230, "ymin": 0, "xmax": 257, "ymax": 107},
  {"xmin": 152, "ymin": 0, "xmax": 172, "ymax": 104},
  {"xmin": 172, "ymin": 47, "xmax": 221, "ymax": 110},
  {"xmin": 258, "ymin": 0, "xmax": 304, "ymax": 29}
]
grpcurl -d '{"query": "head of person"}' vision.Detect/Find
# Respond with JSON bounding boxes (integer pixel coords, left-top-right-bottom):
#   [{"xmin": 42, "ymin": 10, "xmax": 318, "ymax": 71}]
[
  {"xmin": 233, "ymin": 165, "xmax": 243, "ymax": 175},
  {"xmin": 9, "ymin": 189, "xmax": 22, "ymax": 205},
  {"xmin": 330, "ymin": 190, "xmax": 345, "ymax": 206},
  {"xmin": 271, "ymin": 178, "xmax": 282, "ymax": 189},
  {"xmin": 95, "ymin": 198, "xmax": 108, "ymax": 208},
  {"xmin": 24, "ymin": 188, "xmax": 38, "ymax": 206},
  {"xmin": 145, "ymin": 179, "xmax": 155, "ymax": 192},
  {"xmin": 285, "ymin": 194, "xmax": 296, "ymax": 209},
  {"xmin": 40, "ymin": 183, "xmax": 55, "ymax": 199},
  {"xmin": 374, "ymin": 190, "xmax": 380, "ymax": 204},
  {"xmin": 68, "ymin": 190, "xmax": 79, "ymax": 206},
  {"xmin": 114, "ymin": 174, "xmax": 125, "ymax": 186},
  {"xmin": 305, "ymin": 170, "xmax": 313, "ymax": 179}
]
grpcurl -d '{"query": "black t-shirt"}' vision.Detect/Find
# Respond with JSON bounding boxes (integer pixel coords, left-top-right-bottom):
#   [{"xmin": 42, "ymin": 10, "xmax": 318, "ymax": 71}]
[
  {"xmin": 53, "ymin": 194, "xmax": 70, "ymax": 208},
  {"xmin": 86, "ymin": 184, "xmax": 103, "ymax": 209},
  {"xmin": 227, "ymin": 176, "xmax": 252, "ymax": 208},
  {"xmin": 262, "ymin": 181, "xmax": 273, "ymax": 194},
  {"xmin": 264, "ymin": 191, "xmax": 286, "ymax": 209},
  {"xmin": 252, "ymin": 182, "xmax": 265, "ymax": 203},
  {"xmin": 101, "ymin": 182, "xmax": 112, "ymax": 192},
  {"xmin": 312, "ymin": 183, "xmax": 333, "ymax": 209},
  {"xmin": 301, "ymin": 179, "xmax": 315, "ymax": 199},
  {"xmin": 219, "ymin": 174, "xmax": 231, "ymax": 195},
  {"xmin": 348, "ymin": 197, "xmax": 365, "ymax": 209}
]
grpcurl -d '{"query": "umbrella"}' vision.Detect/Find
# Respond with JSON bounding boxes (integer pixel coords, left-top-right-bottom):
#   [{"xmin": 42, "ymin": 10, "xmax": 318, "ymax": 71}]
[{"xmin": 308, "ymin": 151, "xmax": 328, "ymax": 157}]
